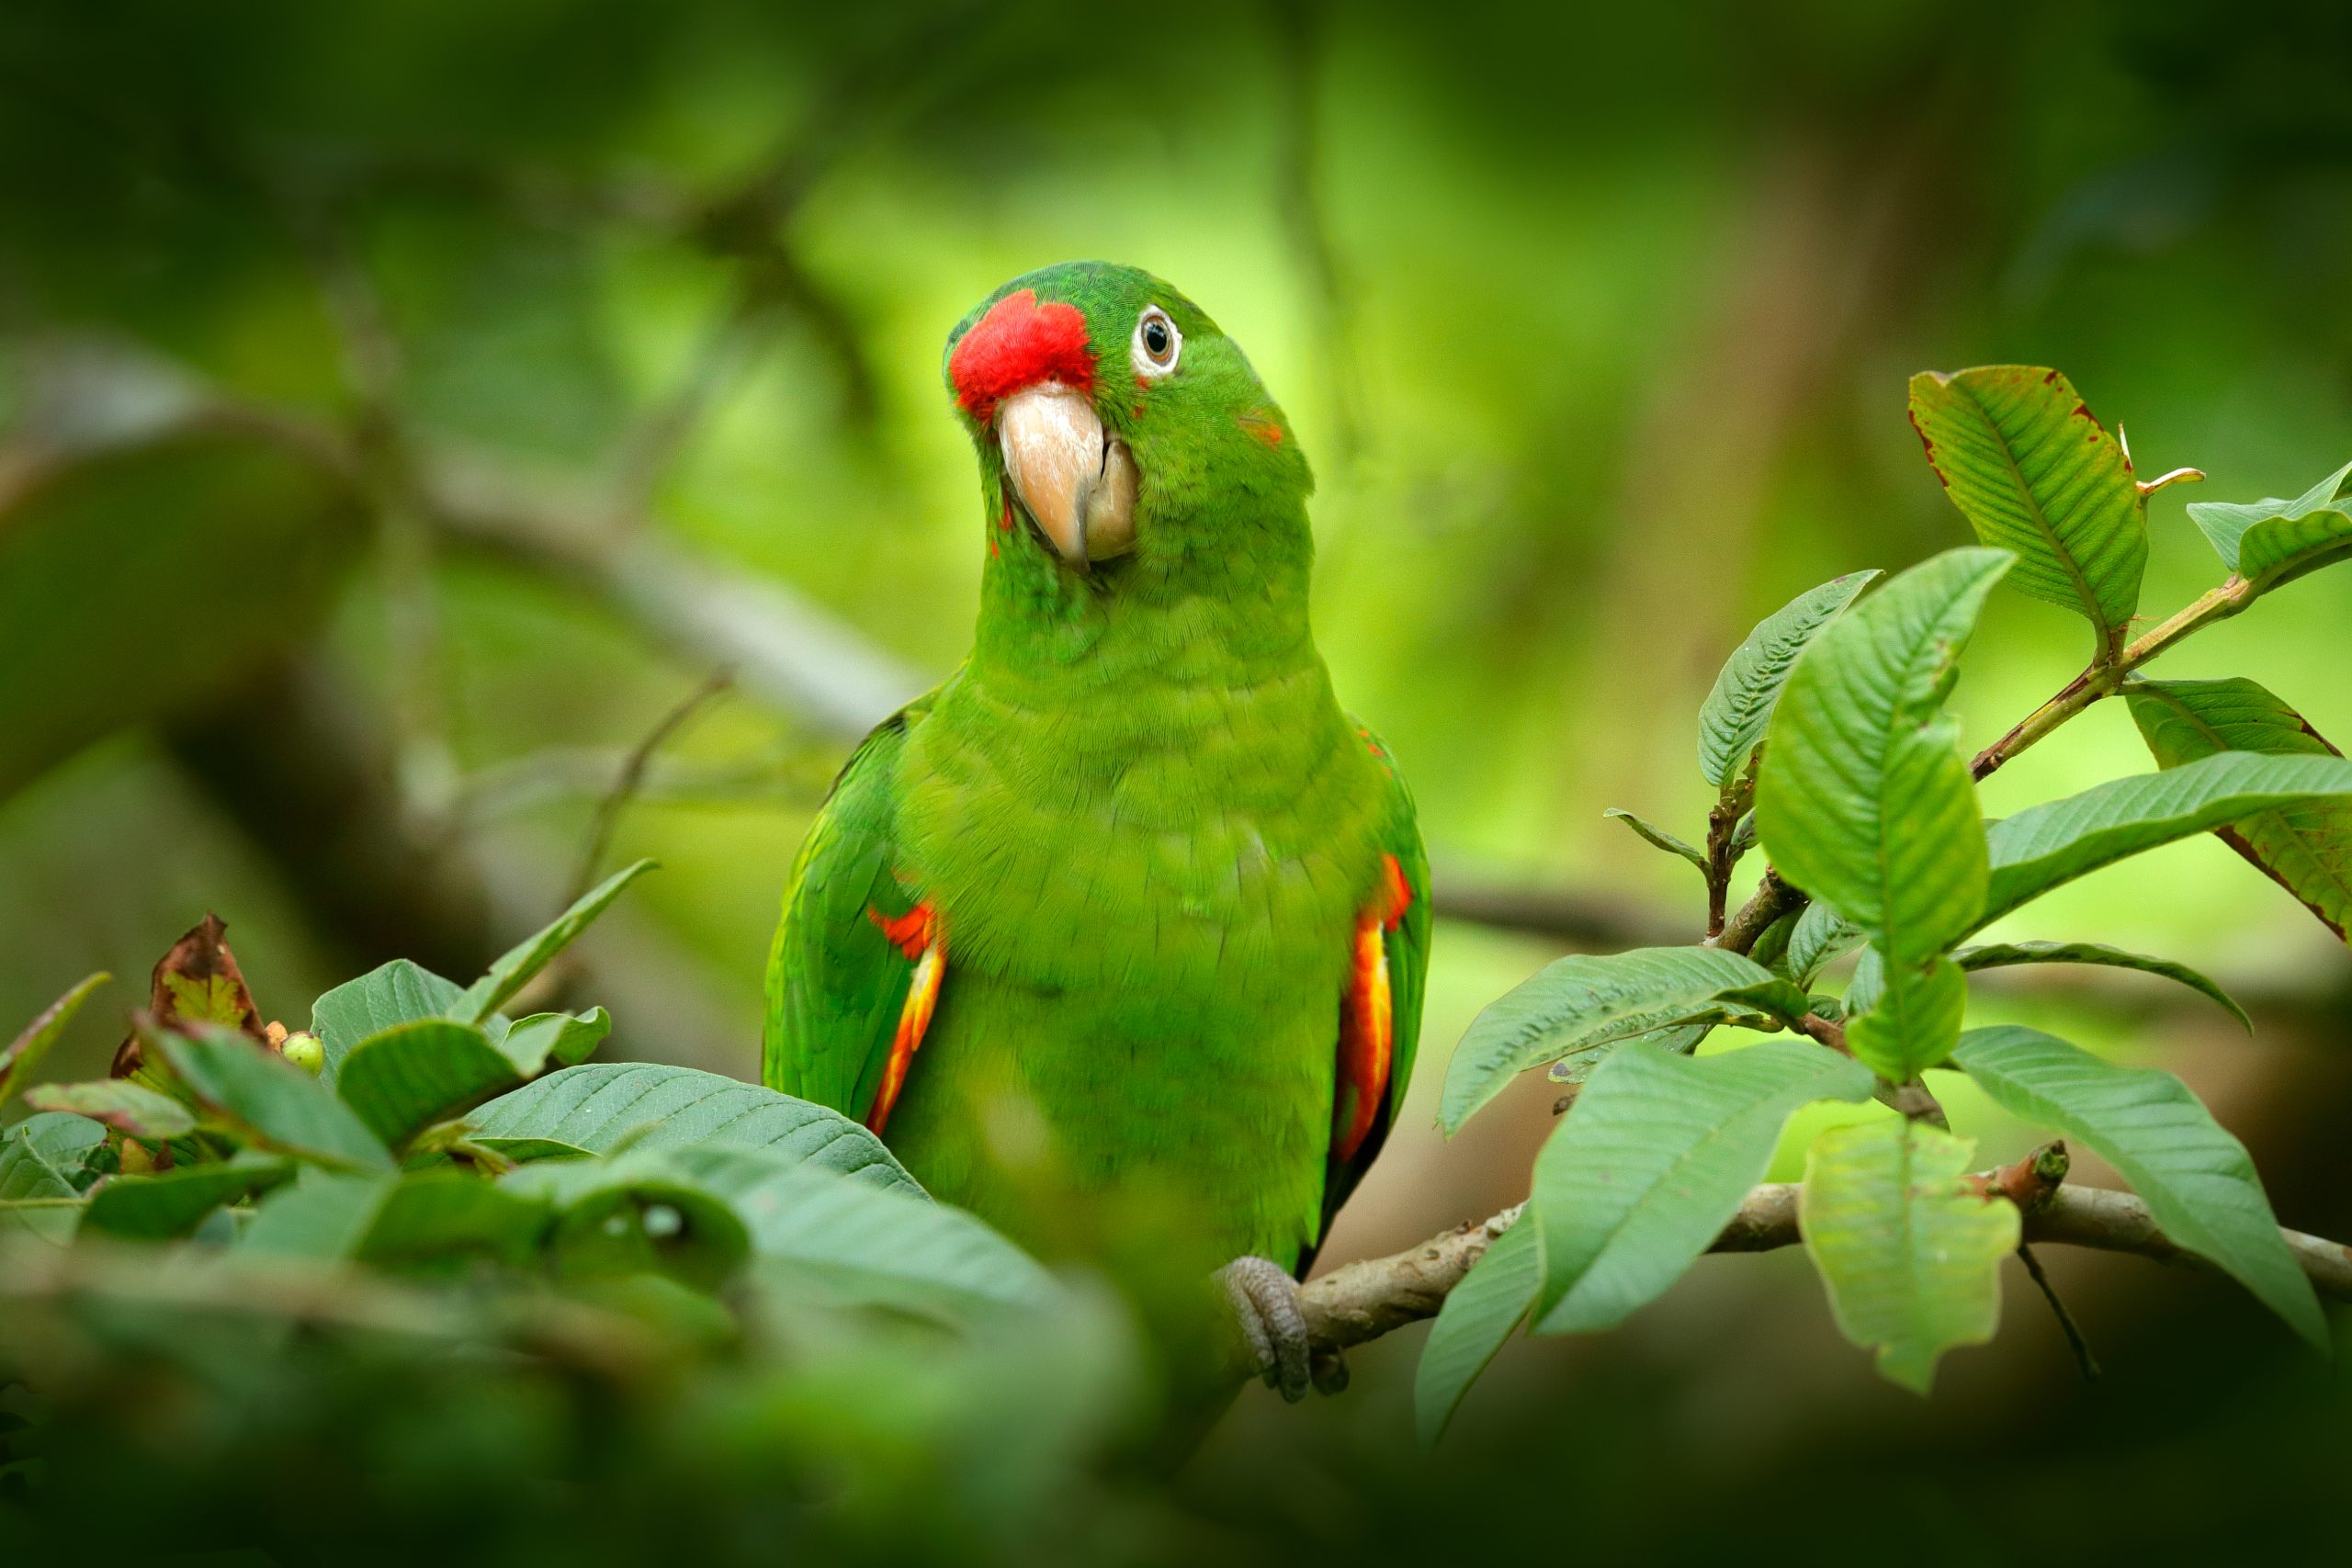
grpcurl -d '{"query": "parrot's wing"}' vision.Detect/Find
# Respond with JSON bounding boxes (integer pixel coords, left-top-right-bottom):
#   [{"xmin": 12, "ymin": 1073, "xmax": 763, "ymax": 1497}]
[
  {"xmin": 762, "ymin": 689, "xmax": 943, "ymax": 1125},
  {"xmin": 1315, "ymin": 721, "xmax": 1432, "ymax": 1254}
]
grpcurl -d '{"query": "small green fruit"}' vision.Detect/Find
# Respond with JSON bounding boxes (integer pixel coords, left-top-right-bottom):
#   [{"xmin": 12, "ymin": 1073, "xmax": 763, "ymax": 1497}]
[{"xmin": 281, "ymin": 1031, "xmax": 325, "ymax": 1076}]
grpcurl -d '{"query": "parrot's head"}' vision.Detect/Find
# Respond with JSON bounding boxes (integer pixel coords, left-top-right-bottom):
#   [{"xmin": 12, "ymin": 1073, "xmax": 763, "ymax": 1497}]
[{"xmin": 943, "ymin": 261, "xmax": 1311, "ymax": 575}]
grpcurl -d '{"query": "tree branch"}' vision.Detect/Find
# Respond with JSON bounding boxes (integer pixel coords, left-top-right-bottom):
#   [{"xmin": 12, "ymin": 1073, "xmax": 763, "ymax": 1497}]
[
  {"xmin": 1425, "ymin": 876, "xmax": 1683, "ymax": 950},
  {"xmin": 431, "ymin": 488, "xmax": 929, "ymax": 742},
  {"xmin": 1298, "ymin": 1205, "xmax": 1522, "ymax": 1351},
  {"xmin": 1295, "ymin": 1150, "xmax": 2352, "ymax": 1359},
  {"xmin": 1712, "ymin": 867, "xmax": 1802, "ymax": 955}
]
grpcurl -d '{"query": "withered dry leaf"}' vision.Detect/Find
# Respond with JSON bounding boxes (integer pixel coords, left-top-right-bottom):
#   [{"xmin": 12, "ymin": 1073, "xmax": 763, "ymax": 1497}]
[{"xmin": 111, "ymin": 913, "xmax": 267, "ymax": 1077}]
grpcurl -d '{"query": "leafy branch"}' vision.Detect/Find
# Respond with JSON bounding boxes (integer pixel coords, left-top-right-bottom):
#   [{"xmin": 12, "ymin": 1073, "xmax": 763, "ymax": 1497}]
[{"xmin": 1387, "ymin": 361, "xmax": 2352, "ymax": 1431}]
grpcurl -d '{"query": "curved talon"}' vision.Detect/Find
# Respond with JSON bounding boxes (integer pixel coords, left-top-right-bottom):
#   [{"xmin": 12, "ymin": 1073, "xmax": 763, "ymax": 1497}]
[
  {"xmin": 1309, "ymin": 1347, "xmax": 1351, "ymax": 1396},
  {"xmin": 1219, "ymin": 1254, "xmax": 1313, "ymax": 1403}
]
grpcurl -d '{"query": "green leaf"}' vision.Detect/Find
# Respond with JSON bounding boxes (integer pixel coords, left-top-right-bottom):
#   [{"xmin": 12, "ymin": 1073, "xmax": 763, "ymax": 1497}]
[
  {"xmin": 310, "ymin": 959, "xmax": 466, "ymax": 1086},
  {"xmin": 17, "ymin": 1111, "xmax": 108, "ymax": 1187},
  {"xmin": 1414, "ymin": 1215, "xmax": 1540, "ymax": 1449},
  {"xmin": 1842, "ymin": 943, "xmax": 1886, "ymax": 1018},
  {"xmin": 0, "ymin": 1114, "xmax": 99, "ymax": 1241},
  {"xmin": 494, "ymin": 1008, "xmax": 612, "ymax": 1075},
  {"xmin": 452, "ymin": 860, "xmax": 656, "ymax": 1025},
  {"xmin": 2127, "ymin": 677, "xmax": 2352, "ymax": 942},
  {"xmin": 23, "ymin": 1078, "xmax": 198, "ymax": 1138},
  {"xmin": 467, "ymin": 1135, "xmax": 595, "ymax": 1165},
  {"xmin": 500, "ymin": 1148, "xmax": 748, "ymax": 1292},
  {"xmin": 1781, "ymin": 900, "xmax": 1863, "ymax": 984},
  {"xmin": 82, "ymin": 1156, "xmax": 292, "ymax": 1241},
  {"xmin": 0, "ymin": 1118, "xmax": 82, "ymax": 1202},
  {"xmin": 361, "ymin": 1172, "xmax": 551, "ymax": 1269},
  {"xmin": 1979, "ymin": 751, "xmax": 2352, "ymax": 930},
  {"xmin": 2187, "ymin": 458, "xmax": 2352, "ymax": 592},
  {"xmin": 154, "ymin": 1025, "xmax": 394, "ymax": 1174},
  {"xmin": 1698, "ymin": 570, "xmax": 1882, "ymax": 788},
  {"xmin": 1757, "ymin": 547, "xmax": 2009, "ymax": 964},
  {"xmin": 1534, "ymin": 1038, "xmax": 1872, "ymax": 1334},
  {"xmin": 1908, "ymin": 367, "xmax": 2145, "ymax": 658},
  {"xmin": 1550, "ymin": 1021, "xmax": 1713, "ymax": 1084},
  {"xmin": 2236, "ymin": 511, "xmax": 2352, "ymax": 592},
  {"xmin": 335, "ymin": 1020, "xmax": 522, "ymax": 1150},
  {"xmin": 1954, "ymin": 941, "xmax": 2249, "ymax": 1031},
  {"xmin": 237, "ymin": 1168, "xmax": 395, "ymax": 1260},
  {"xmin": 469, "ymin": 1063, "xmax": 919, "ymax": 1192},
  {"xmin": 1710, "ymin": 978, "xmax": 1816, "ymax": 1029},
  {"xmin": 0, "ymin": 972, "xmax": 108, "ymax": 1103},
  {"xmin": 1845, "ymin": 956, "xmax": 1967, "ymax": 1080},
  {"xmin": 1442, "ymin": 947, "xmax": 1778, "ymax": 1134},
  {"xmin": 1800, "ymin": 1118, "xmax": 2019, "ymax": 1393},
  {"xmin": 1603, "ymin": 808, "xmax": 1707, "ymax": 872},
  {"xmin": 0, "ymin": 1197, "xmax": 83, "ymax": 1245},
  {"xmin": 670, "ymin": 1146, "xmax": 1057, "ymax": 1320},
  {"xmin": 1951, "ymin": 1025, "xmax": 2326, "ymax": 1347}
]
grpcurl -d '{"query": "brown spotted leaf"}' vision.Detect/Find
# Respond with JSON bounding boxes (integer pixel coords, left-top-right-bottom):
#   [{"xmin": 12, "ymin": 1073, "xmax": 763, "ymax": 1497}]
[
  {"xmin": 113, "ymin": 914, "xmax": 266, "ymax": 1078},
  {"xmin": 1908, "ymin": 367, "xmax": 2146, "ymax": 662},
  {"xmin": 2126, "ymin": 677, "xmax": 2352, "ymax": 942},
  {"xmin": 151, "ymin": 914, "xmax": 265, "ymax": 1037}
]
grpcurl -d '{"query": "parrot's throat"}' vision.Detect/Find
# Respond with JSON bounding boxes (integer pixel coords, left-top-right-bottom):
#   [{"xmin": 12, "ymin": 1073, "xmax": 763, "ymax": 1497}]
[{"xmin": 968, "ymin": 470, "xmax": 1318, "ymax": 705}]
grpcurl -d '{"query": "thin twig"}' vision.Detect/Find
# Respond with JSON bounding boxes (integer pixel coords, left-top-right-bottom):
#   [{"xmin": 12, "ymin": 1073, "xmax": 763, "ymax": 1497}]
[
  {"xmin": 2015, "ymin": 1242, "xmax": 2102, "ymax": 1382},
  {"xmin": 566, "ymin": 668, "xmax": 735, "ymax": 908},
  {"xmin": 1968, "ymin": 579, "xmax": 2256, "ymax": 781}
]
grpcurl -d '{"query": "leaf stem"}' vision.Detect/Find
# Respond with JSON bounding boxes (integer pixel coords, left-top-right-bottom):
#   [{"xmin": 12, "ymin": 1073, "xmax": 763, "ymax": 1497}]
[
  {"xmin": 1702, "ymin": 765, "xmax": 1758, "ymax": 939},
  {"xmin": 1969, "ymin": 578, "xmax": 2255, "ymax": 782},
  {"xmin": 1792, "ymin": 1012, "xmax": 1952, "ymax": 1125},
  {"xmin": 1713, "ymin": 868, "xmax": 1802, "ymax": 954},
  {"xmin": 2015, "ymin": 1240, "xmax": 2103, "ymax": 1382}
]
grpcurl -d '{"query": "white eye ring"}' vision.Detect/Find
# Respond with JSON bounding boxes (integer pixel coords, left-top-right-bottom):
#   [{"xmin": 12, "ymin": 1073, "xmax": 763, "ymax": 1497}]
[{"xmin": 1131, "ymin": 307, "xmax": 1182, "ymax": 379}]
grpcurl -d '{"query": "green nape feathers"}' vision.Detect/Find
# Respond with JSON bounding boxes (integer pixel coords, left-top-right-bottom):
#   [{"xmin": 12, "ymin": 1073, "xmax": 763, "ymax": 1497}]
[{"xmin": 764, "ymin": 261, "xmax": 1429, "ymax": 1285}]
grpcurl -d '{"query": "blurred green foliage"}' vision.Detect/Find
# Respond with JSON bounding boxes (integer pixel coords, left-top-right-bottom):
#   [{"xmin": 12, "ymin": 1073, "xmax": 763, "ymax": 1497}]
[{"xmin": 5, "ymin": 0, "xmax": 2352, "ymax": 1561}]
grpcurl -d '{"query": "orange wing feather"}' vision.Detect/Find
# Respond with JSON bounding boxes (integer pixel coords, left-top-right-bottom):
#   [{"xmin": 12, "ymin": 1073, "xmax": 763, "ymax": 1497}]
[
  {"xmin": 865, "ymin": 902, "xmax": 943, "ymax": 1135},
  {"xmin": 1333, "ymin": 852, "xmax": 1414, "ymax": 1162}
]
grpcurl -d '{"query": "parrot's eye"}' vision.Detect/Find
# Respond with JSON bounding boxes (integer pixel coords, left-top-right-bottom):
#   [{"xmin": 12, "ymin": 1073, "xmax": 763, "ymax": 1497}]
[{"xmin": 1132, "ymin": 307, "xmax": 1182, "ymax": 379}]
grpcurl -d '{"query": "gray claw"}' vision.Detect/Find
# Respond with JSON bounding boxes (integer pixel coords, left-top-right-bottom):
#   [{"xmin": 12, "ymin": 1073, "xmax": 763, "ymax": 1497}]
[{"xmin": 1219, "ymin": 1254, "xmax": 1316, "ymax": 1403}]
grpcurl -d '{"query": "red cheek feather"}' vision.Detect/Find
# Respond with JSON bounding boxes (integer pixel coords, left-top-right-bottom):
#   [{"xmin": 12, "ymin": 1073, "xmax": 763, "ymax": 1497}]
[
  {"xmin": 1238, "ymin": 410, "xmax": 1285, "ymax": 447},
  {"xmin": 948, "ymin": 289, "xmax": 1096, "ymax": 422}
]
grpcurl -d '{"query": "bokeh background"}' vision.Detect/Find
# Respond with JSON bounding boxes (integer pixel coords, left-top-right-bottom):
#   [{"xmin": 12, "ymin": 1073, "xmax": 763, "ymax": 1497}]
[{"xmin": 5, "ymin": 0, "xmax": 2352, "ymax": 1557}]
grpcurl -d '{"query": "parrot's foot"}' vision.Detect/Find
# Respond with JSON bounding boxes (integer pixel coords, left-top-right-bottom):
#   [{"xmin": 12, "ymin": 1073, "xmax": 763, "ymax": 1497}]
[{"xmin": 1218, "ymin": 1255, "xmax": 1350, "ymax": 1403}]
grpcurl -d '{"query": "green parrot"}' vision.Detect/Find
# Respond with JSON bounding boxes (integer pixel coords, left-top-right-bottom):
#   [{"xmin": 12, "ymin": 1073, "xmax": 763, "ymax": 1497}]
[{"xmin": 763, "ymin": 261, "xmax": 1429, "ymax": 1397}]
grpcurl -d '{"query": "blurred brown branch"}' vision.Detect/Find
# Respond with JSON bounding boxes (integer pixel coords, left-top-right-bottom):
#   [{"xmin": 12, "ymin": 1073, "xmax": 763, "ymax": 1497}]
[{"xmin": 1425, "ymin": 874, "xmax": 1683, "ymax": 949}]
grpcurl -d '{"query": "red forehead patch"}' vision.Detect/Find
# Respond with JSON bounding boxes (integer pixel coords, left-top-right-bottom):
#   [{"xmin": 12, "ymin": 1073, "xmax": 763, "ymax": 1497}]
[{"xmin": 948, "ymin": 289, "xmax": 1095, "ymax": 422}]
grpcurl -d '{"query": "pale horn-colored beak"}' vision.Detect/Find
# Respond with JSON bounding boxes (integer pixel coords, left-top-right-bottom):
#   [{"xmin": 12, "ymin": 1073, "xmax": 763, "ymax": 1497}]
[{"xmin": 997, "ymin": 381, "xmax": 1137, "ymax": 565}]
